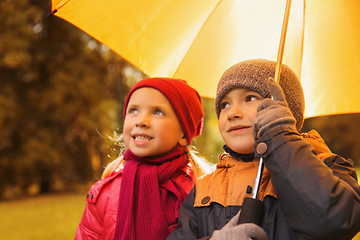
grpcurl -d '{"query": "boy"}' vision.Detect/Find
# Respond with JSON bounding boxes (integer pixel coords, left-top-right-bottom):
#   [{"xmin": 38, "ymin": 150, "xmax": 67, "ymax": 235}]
[{"xmin": 167, "ymin": 59, "xmax": 360, "ymax": 240}]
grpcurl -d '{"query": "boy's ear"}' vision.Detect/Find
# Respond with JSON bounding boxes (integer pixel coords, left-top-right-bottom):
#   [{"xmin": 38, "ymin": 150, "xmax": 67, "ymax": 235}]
[{"xmin": 179, "ymin": 136, "xmax": 188, "ymax": 147}]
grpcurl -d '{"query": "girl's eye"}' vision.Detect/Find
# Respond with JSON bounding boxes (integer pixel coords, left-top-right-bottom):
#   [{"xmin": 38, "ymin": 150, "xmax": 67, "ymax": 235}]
[
  {"xmin": 154, "ymin": 109, "xmax": 164, "ymax": 115},
  {"xmin": 245, "ymin": 95, "xmax": 259, "ymax": 102},
  {"xmin": 220, "ymin": 102, "xmax": 230, "ymax": 110},
  {"xmin": 128, "ymin": 107, "xmax": 138, "ymax": 114}
]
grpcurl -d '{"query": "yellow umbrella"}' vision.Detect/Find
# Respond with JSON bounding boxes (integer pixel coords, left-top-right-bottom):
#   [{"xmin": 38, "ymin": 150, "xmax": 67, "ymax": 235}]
[{"xmin": 50, "ymin": 0, "xmax": 360, "ymax": 118}]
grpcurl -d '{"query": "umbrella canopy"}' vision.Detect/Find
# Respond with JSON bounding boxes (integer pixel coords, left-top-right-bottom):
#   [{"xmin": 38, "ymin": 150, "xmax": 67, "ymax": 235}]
[{"xmin": 51, "ymin": 0, "xmax": 360, "ymax": 118}]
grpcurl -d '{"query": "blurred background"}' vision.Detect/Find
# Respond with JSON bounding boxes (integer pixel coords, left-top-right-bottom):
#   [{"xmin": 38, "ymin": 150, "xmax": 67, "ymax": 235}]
[{"xmin": 1, "ymin": 1, "xmax": 359, "ymax": 239}]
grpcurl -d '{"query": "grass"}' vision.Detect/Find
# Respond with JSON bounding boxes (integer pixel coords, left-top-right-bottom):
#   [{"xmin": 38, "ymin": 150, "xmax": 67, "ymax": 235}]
[{"xmin": 0, "ymin": 193, "xmax": 86, "ymax": 240}]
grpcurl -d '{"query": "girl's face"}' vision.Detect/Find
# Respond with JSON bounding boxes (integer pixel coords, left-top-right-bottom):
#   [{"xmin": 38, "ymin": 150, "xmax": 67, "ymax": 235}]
[
  {"xmin": 218, "ymin": 88, "xmax": 264, "ymax": 154},
  {"xmin": 123, "ymin": 87, "xmax": 185, "ymax": 157}
]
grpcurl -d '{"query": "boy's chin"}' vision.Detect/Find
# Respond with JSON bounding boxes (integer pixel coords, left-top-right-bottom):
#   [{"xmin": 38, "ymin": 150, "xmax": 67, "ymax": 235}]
[
  {"xmin": 223, "ymin": 135, "xmax": 255, "ymax": 154},
  {"xmin": 238, "ymin": 151, "xmax": 255, "ymax": 154},
  {"xmin": 227, "ymin": 144, "xmax": 254, "ymax": 154}
]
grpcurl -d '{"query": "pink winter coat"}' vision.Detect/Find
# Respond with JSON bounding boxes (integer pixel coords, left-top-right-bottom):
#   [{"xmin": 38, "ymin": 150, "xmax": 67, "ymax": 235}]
[{"xmin": 75, "ymin": 164, "xmax": 194, "ymax": 240}]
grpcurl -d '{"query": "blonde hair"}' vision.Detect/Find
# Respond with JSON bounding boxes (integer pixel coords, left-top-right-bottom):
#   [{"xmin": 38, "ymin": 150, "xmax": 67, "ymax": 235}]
[{"xmin": 102, "ymin": 134, "xmax": 214, "ymax": 179}]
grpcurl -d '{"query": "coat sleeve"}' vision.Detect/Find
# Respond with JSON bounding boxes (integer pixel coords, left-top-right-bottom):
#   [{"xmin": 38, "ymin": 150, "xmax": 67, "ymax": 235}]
[
  {"xmin": 167, "ymin": 187, "xmax": 210, "ymax": 240},
  {"xmin": 74, "ymin": 172, "xmax": 121, "ymax": 240},
  {"xmin": 256, "ymin": 127, "xmax": 360, "ymax": 240},
  {"xmin": 75, "ymin": 202, "xmax": 104, "ymax": 240}
]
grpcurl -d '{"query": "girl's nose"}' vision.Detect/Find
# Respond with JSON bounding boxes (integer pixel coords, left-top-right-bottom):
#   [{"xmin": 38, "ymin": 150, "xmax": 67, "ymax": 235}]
[{"xmin": 135, "ymin": 115, "xmax": 150, "ymax": 128}]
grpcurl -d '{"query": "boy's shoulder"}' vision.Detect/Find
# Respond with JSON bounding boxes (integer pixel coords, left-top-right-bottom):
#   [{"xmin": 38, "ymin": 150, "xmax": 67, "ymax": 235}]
[
  {"xmin": 301, "ymin": 130, "xmax": 333, "ymax": 160},
  {"xmin": 195, "ymin": 166, "xmax": 217, "ymax": 187}
]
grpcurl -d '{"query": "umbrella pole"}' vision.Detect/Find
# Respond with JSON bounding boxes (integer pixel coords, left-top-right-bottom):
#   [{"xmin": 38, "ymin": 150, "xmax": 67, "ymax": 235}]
[
  {"xmin": 237, "ymin": 158, "xmax": 265, "ymax": 226},
  {"xmin": 251, "ymin": 158, "xmax": 265, "ymax": 200},
  {"xmin": 253, "ymin": 0, "xmax": 293, "ymax": 200},
  {"xmin": 275, "ymin": 0, "xmax": 292, "ymax": 83},
  {"xmin": 238, "ymin": 0, "xmax": 293, "ymax": 226}
]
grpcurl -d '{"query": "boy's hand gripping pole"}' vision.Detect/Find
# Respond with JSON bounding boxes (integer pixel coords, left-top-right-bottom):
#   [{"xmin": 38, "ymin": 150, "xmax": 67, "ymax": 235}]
[{"xmin": 237, "ymin": 158, "xmax": 264, "ymax": 226}]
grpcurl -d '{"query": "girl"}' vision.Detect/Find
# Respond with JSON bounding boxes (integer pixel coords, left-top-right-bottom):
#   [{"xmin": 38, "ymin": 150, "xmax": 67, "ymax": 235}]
[{"xmin": 75, "ymin": 77, "xmax": 206, "ymax": 240}]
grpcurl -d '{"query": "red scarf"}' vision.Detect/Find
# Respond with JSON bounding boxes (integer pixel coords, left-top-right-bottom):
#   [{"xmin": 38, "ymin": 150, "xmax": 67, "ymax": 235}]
[{"xmin": 114, "ymin": 145, "xmax": 189, "ymax": 240}]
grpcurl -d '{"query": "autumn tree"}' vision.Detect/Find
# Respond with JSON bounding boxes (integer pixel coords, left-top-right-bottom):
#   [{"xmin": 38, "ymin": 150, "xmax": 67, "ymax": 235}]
[{"xmin": 0, "ymin": 0, "xmax": 142, "ymax": 199}]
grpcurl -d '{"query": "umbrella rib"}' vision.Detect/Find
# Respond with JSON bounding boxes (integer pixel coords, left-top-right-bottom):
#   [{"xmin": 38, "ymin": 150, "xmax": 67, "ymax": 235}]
[
  {"xmin": 52, "ymin": 0, "xmax": 71, "ymax": 14},
  {"xmin": 299, "ymin": 0, "xmax": 305, "ymax": 81},
  {"xmin": 172, "ymin": 0, "xmax": 223, "ymax": 78},
  {"xmin": 128, "ymin": 1, "xmax": 170, "ymax": 48}
]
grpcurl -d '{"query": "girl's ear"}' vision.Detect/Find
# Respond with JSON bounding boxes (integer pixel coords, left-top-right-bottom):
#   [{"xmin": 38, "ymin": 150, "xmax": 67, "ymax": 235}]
[{"xmin": 179, "ymin": 136, "xmax": 188, "ymax": 147}]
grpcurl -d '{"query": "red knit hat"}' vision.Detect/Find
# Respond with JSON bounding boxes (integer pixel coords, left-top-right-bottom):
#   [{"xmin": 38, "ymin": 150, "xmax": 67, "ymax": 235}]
[{"xmin": 124, "ymin": 78, "xmax": 204, "ymax": 144}]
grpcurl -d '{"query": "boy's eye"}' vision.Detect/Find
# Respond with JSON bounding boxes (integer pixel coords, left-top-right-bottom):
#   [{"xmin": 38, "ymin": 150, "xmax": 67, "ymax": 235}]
[
  {"xmin": 154, "ymin": 108, "xmax": 165, "ymax": 115},
  {"xmin": 245, "ymin": 95, "xmax": 259, "ymax": 102},
  {"xmin": 220, "ymin": 102, "xmax": 230, "ymax": 110}
]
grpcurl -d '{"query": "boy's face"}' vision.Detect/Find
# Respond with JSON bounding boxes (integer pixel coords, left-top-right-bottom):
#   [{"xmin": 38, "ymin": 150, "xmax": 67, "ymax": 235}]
[
  {"xmin": 218, "ymin": 88, "xmax": 264, "ymax": 154},
  {"xmin": 123, "ymin": 87, "xmax": 184, "ymax": 157}
]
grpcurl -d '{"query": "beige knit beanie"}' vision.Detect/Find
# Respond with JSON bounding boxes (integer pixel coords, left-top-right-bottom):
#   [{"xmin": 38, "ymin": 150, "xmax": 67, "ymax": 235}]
[{"xmin": 215, "ymin": 59, "xmax": 305, "ymax": 130}]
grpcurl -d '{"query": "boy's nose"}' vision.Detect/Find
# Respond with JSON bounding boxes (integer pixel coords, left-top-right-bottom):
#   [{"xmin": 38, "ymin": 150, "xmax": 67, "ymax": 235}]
[{"xmin": 227, "ymin": 106, "xmax": 244, "ymax": 120}]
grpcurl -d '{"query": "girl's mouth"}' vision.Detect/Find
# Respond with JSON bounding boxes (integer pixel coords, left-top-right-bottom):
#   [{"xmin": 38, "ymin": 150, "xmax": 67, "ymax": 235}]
[{"xmin": 132, "ymin": 135, "xmax": 153, "ymax": 141}]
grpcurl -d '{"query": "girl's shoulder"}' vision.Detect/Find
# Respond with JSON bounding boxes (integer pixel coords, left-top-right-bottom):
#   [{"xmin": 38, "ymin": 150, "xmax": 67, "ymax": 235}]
[
  {"xmin": 85, "ymin": 169, "xmax": 123, "ymax": 204},
  {"xmin": 172, "ymin": 164, "xmax": 195, "ymax": 194}
]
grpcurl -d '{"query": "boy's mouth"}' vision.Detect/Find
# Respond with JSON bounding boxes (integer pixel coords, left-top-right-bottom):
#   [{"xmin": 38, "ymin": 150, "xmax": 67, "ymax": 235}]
[{"xmin": 227, "ymin": 125, "xmax": 251, "ymax": 132}]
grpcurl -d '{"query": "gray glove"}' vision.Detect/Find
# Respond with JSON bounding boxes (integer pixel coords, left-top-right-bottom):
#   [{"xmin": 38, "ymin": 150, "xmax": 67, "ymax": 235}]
[
  {"xmin": 210, "ymin": 210, "xmax": 268, "ymax": 240},
  {"xmin": 254, "ymin": 78, "xmax": 296, "ymax": 140}
]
